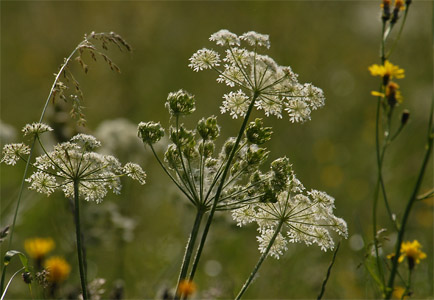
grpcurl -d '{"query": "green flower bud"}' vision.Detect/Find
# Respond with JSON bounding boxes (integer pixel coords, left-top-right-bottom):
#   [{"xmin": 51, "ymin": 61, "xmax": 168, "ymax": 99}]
[
  {"xmin": 271, "ymin": 157, "xmax": 293, "ymax": 192},
  {"xmin": 260, "ymin": 184, "xmax": 278, "ymax": 203},
  {"xmin": 169, "ymin": 126, "xmax": 196, "ymax": 148},
  {"xmin": 197, "ymin": 116, "xmax": 220, "ymax": 140},
  {"xmin": 221, "ymin": 137, "xmax": 236, "ymax": 158},
  {"xmin": 246, "ymin": 118, "xmax": 273, "ymax": 145},
  {"xmin": 245, "ymin": 146, "xmax": 269, "ymax": 167},
  {"xmin": 199, "ymin": 141, "xmax": 215, "ymax": 158},
  {"xmin": 165, "ymin": 89, "xmax": 196, "ymax": 116},
  {"xmin": 164, "ymin": 144, "xmax": 181, "ymax": 170},
  {"xmin": 138, "ymin": 121, "xmax": 165, "ymax": 145}
]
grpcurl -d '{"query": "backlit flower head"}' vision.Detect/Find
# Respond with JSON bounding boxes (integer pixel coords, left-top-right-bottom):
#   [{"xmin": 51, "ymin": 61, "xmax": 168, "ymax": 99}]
[
  {"xmin": 210, "ymin": 29, "xmax": 240, "ymax": 46},
  {"xmin": 165, "ymin": 89, "xmax": 196, "ymax": 116},
  {"xmin": 188, "ymin": 48, "xmax": 220, "ymax": 72},
  {"xmin": 232, "ymin": 157, "xmax": 347, "ymax": 258},
  {"xmin": 1, "ymin": 143, "xmax": 30, "ymax": 165},
  {"xmin": 44, "ymin": 256, "xmax": 71, "ymax": 283},
  {"xmin": 24, "ymin": 237, "xmax": 55, "ymax": 260},
  {"xmin": 189, "ymin": 29, "xmax": 325, "ymax": 122},
  {"xmin": 22, "ymin": 122, "xmax": 53, "ymax": 137},
  {"xmin": 3, "ymin": 132, "xmax": 146, "ymax": 203}
]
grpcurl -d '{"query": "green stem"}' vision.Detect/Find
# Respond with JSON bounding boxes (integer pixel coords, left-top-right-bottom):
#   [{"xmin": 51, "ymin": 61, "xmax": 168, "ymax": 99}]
[
  {"xmin": 73, "ymin": 180, "xmax": 88, "ymax": 300},
  {"xmin": 384, "ymin": 125, "xmax": 433, "ymax": 299},
  {"xmin": 188, "ymin": 92, "xmax": 259, "ymax": 281},
  {"xmin": 0, "ymin": 42, "xmax": 84, "ymax": 293},
  {"xmin": 0, "ymin": 267, "xmax": 25, "ymax": 300},
  {"xmin": 235, "ymin": 220, "xmax": 284, "ymax": 300},
  {"xmin": 373, "ymin": 97, "xmax": 386, "ymax": 291},
  {"xmin": 174, "ymin": 208, "xmax": 205, "ymax": 300},
  {"xmin": 317, "ymin": 242, "xmax": 341, "ymax": 300}
]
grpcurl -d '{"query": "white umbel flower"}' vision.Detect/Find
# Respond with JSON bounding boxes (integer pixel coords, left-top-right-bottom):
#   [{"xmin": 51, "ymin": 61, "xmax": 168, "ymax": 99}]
[
  {"xmin": 1, "ymin": 143, "xmax": 30, "ymax": 165},
  {"xmin": 26, "ymin": 172, "xmax": 57, "ymax": 196},
  {"xmin": 188, "ymin": 48, "xmax": 220, "ymax": 72},
  {"xmin": 240, "ymin": 31, "xmax": 270, "ymax": 49},
  {"xmin": 2, "ymin": 133, "xmax": 146, "ymax": 203},
  {"xmin": 210, "ymin": 29, "xmax": 240, "ymax": 46},
  {"xmin": 220, "ymin": 90, "xmax": 250, "ymax": 119},
  {"xmin": 22, "ymin": 122, "xmax": 53, "ymax": 136},
  {"xmin": 189, "ymin": 30, "xmax": 326, "ymax": 122},
  {"xmin": 123, "ymin": 162, "xmax": 146, "ymax": 185}
]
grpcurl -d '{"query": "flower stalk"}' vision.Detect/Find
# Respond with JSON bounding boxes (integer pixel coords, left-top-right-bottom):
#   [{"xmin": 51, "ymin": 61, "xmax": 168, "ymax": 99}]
[
  {"xmin": 188, "ymin": 92, "xmax": 259, "ymax": 281},
  {"xmin": 235, "ymin": 219, "xmax": 284, "ymax": 300},
  {"xmin": 73, "ymin": 180, "xmax": 88, "ymax": 300}
]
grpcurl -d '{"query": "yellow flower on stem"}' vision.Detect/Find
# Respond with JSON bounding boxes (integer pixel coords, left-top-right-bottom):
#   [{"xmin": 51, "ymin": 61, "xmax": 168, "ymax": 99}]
[
  {"xmin": 24, "ymin": 237, "xmax": 55, "ymax": 260},
  {"xmin": 392, "ymin": 286, "xmax": 409, "ymax": 299},
  {"xmin": 177, "ymin": 280, "xmax": 197, "ymax": 297},
  {"xmin": 398, "ymin": 240, "xmax": 427, "ymax": 269},
  {"xmin": 371, "ymin": 81, "xmax": 403, "ymax": 105},
  {"xmin": 369, "ymin": 60, "xmax": 405, "ymax": 84},
  {"xmin": 394, "ymin": 0, "xmax": 405, "ymax": 11},
  {"xmin": 44, "ymin": 256, "xmax": 71, "ymax": 283}
]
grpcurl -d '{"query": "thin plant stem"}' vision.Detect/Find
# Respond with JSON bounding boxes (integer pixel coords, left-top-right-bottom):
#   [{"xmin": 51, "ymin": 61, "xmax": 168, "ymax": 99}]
[
  {"xmin": 174, "ymin": 208, "xmax": 205, "ymax": 300},
  {"xmin": 235, "ymin": 220, "xmax": 284, "ymax": 300},
  {"xmin": 0, "ymin": 44, "xmax": 85, "ymax": 293},
  {"xmin": 384, "ymin": 115, "xmax": 433, "ymax": 299},
  {"xmin": 188, "ymin": 92, "xmax": 259, "ymax": 281},
  {"xmin": 385, "ymin": 5, "xmax": 411, "ymax": 60},
  {"xmin": 317, "ymin": 241, "xmax": 341, "ymax": 300},
  {"xmin": 73, "ymin": 180, "xmax": 88, "ymax": 300},
  {"xmin": 0, "ymin": 267, "xmax": 25, "ymax": 300}
]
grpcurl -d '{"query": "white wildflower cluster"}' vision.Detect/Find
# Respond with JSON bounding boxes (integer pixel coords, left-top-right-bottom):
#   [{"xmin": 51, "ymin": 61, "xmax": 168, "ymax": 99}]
[
  {"xmin": 1, "ymin": 122, "xmax": 146, "ymax": 203},
  {"xmin": 22, "ymin": 122, "xmax": 53, "ymax": 136},
  {"xmin": 189, "ymin": 29, "xmax": 325, "ymax": 121},
  {"xmin": 232, "ymin": 157, "xmax": 348, "ymax": 259},
  {"xmin": 1, "ymin": 143, "xmax": 30, "ymax": 165}
]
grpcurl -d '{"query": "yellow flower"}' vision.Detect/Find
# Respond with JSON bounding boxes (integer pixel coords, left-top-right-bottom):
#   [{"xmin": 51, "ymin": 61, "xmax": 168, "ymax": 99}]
[
  {"xmin": 177, "ymin": 280, "xmax": 197, "ymax": 297},
  {"xmin": 392, "ymin": 286, "xmax": 408, "ymax": 299},
  {"xmin": 368, "ymin": 61, "xmax": 405, "ymax": 80},
  {"xmin": 394, "ymin": 0, "xmax": 405, "ymax": 11},
  {"xmin": 398, "ymin": 240, "xmax": 427, "ymax": 265},
  {"xmin": 44, "ymin": 256, "xmax": 71, "ymax": 283},
  {"xmin": 24, "ymin": 237, "xmax": 55, "ymax": 260},
  {"xmin": 371, "ymin": 81, "xmax": 403, "ymax": 104}
]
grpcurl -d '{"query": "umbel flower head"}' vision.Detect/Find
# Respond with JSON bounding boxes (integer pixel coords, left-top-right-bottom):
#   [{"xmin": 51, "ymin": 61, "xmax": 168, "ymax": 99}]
[
  {"xmin": 1, "ymin": 123, "xmax": 146, "ymax": 203},
  {"xmin": 139, "ymin": 110, "xmax": 271, "ymax": 211},
  {"xmin": 189, "ymin": 29, "xmax": 325, "ymax": 122},
  {"xmin": 232, "ymin": 157, "xmax": 348, "ymax": 258}
]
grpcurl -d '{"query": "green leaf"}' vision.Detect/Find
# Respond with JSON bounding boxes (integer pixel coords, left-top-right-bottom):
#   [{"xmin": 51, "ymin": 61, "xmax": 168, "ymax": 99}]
[{"xmin": 3, "ymin": 250, "xmax": 29, "ymax": 271}]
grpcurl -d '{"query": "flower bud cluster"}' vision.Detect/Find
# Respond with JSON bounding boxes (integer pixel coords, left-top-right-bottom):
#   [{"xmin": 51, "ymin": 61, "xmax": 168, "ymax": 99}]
[
  {"xmin": 165, "ymin": 89, "xmax": 196, "ymax": 116},
  {"xmin": 138, "ymin": 121, "xmax": 165, "ymax": 145},
  {"xmin": 246, "ymin": 118, "xmax": 272, "ymax": 145}
]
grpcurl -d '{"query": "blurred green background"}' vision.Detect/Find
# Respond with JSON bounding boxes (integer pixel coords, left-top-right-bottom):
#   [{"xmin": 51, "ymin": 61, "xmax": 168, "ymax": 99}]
[{"xmin": 1, "ymin": 1, "xmax": 432, "ymax": 299}]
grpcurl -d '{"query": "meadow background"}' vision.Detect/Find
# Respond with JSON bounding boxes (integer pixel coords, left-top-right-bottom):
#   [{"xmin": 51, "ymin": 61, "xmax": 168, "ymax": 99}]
[{"xmin": 1, "ymin": 1, "xmax": 432, "ymax": 298}]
